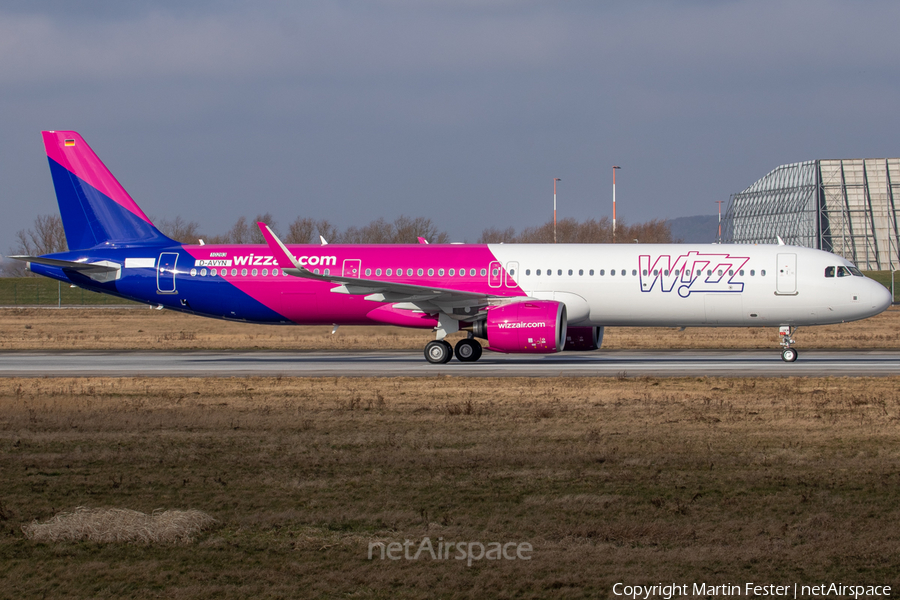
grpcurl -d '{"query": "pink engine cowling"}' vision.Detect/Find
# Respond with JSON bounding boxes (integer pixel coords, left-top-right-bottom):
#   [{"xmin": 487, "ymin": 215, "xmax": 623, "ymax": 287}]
[
  {"xmin": 484, "ymin": 300, "xmax": 567, "ymax": 354},
  {"xmin": 564, "ymin": 326, "xmax": 604, "ymax": 351}
]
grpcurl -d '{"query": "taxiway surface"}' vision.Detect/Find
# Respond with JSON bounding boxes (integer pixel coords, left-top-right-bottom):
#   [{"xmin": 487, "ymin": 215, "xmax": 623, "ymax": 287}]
[{"xmin": 1, "ymin": 349, "xmax": 898, "ymax": 377}]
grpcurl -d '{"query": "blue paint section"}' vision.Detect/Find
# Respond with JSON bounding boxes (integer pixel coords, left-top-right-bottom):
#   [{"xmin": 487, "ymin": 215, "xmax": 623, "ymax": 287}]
[
  {"xmin": 48, "ymin": 158, "xmax": 176, "ymax": 250},
  {"xmin": 29, "ymin": 248, "xmax": 289, "ymax": 323}
]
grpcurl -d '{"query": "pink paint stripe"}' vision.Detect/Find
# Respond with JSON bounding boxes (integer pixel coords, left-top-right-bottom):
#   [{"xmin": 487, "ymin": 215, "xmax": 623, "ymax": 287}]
[{"xmin": 42, "ymin": 131, "xmax": 153, "ymax": 225}]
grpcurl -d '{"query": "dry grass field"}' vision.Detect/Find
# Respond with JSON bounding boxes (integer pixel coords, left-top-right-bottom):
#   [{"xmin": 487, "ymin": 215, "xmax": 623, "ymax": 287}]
[
  {"xmin": 1, "ymin": 305, "xmax": 898, "ymax": 352},
  {"xmin": 1, "ymin": 376, "xmax": 899, "ymax": 598}
]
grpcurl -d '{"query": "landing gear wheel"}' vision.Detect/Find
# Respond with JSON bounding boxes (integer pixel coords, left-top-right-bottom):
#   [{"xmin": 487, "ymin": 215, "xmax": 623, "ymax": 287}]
[
  {"xmin": 454, "ymin": 338, "xmax": 483, "ymax": 362},
  {"xmin": 781, "ymin": 347, "xmax": 798, "ymax": 362},
  {"xmin": 425, "ymin": 340, "xmax": 453, "ymax": 364}
]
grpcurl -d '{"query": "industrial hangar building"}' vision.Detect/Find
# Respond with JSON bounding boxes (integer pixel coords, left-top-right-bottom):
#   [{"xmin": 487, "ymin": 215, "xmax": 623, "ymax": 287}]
[{"xmin": 723, "ymin": 159, "xmax": 900, "ymax": 271}]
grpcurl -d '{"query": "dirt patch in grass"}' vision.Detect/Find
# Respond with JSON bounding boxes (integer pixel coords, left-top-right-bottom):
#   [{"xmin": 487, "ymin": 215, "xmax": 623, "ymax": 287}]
[
  {"xmin": 23, "ymin": 507, "xmax": 216, "ymax": 544},
  {"xmin": 1, "ymin": 305, "xmax": 898, "ymax": 351},
  {"xmin": 1, "ymin": 376, "xmax": 898, "ymax": 597}
]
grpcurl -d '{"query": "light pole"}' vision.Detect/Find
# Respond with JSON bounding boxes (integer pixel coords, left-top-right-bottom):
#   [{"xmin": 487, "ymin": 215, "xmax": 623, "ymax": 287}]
[
  {"xmin": 716, "ymin": 199, "xmax": 724, "ymax": 243},
  {"xmin": 612, "ymin": 166, "xmax": 621, "ymax": 243},
  {"xmin": 553, "ymin": 178, "xmax": 561, "ymax": 243}
]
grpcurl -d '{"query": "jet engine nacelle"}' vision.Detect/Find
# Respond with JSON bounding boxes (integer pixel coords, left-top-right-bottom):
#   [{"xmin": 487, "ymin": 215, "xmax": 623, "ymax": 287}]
[
  {"xmin": 483, "ymin": 300, "xmax": 567, "ymax": 354},
  {"xmin": 564, "ymin": 326, "xmax": 604, "ymax": 351}
]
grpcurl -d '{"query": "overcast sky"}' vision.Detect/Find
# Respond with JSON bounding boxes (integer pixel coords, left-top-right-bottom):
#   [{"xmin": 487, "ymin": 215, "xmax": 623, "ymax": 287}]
[{"xmin": 2, "ymin": 0, "xmax": 899, "ymax": 248}]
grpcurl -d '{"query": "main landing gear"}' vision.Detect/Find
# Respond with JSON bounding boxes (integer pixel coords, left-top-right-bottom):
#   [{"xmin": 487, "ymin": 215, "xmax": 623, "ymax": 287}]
[
  {"xmin": 454, "ymin": 338, "xmax": 483, "ymax": 362},
  {"xmin": 779, "ymin": 325, "xmax": 798, "ymax": 362},
  {"xmin": 423, "ymin": 337, "xmax": 484, "ymax": 364}
]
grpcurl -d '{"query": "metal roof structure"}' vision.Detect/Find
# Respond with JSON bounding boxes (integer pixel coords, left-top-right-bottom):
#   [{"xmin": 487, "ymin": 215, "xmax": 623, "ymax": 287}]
[{"xmin": 723, "ymin": 159, "xmax": 900, "ymax": 270}]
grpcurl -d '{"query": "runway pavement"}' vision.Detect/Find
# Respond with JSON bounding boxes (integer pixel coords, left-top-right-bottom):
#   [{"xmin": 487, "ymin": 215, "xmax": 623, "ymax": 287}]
[{"xmin": 1, "ymin": 349, "xmax": 898, "ymax": 377}]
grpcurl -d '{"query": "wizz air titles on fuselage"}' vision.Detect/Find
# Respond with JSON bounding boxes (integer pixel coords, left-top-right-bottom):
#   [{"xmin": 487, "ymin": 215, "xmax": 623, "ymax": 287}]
[{"xmin": 638, "ymin": 250, "xmax": 750, "ymax": 297}]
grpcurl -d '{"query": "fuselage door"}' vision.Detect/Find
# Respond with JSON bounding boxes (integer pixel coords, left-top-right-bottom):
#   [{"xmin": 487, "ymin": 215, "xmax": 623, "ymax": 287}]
[
  {"xmin": 776, "ymin": 253, "xmax": 797, "ymax": 294},
  {"xmin": 157, "ymin": 252, "xmax": 178, "ymax": 293},
  {"xmin": 505, "ymin": 261, "xmax": 519, "ymax": 288},
  {"xmin": 343, "ymin": 259, "xmax": 361, "ymax": 278},
  {"xmin": 489, "ymin": 261, "xmax": 502, "ymax": 288}
]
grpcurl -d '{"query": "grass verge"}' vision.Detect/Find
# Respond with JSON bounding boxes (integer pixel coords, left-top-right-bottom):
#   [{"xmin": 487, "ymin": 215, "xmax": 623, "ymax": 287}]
[{"xmin": 1, "ymin": 376, "xmax": 898, "ymax": 598}]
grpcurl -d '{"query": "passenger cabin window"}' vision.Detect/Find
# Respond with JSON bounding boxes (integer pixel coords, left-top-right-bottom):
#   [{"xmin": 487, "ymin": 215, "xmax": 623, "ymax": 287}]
[{"xmin": 536, "ymin": 269, "xmax": 541, "ymax": 275}]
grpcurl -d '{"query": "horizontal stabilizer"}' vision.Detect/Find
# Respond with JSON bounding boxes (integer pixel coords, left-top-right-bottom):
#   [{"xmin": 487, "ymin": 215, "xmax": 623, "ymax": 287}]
[{"xmin": 9, "ymin": 255, "xmax": 121, "ymax": 283}]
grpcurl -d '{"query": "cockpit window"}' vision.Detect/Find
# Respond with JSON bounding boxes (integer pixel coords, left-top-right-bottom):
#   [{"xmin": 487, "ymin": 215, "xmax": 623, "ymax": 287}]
[
  {"xmin": 824, "ymin": 266, "xmax": 835, "ymax": 278},
  {"xmin": 848, "ymin": 266, "xmax": 863, "ymax": 277},
  {"xmin": 837, "ymin": 266, "xmax": 852, "ymax": 277}
]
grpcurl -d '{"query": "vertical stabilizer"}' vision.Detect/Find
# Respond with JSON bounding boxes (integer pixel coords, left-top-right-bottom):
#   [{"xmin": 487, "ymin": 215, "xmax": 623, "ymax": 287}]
[{"xmin": 42, "ymin": 131, "xmax": 175, "ymax": 250}]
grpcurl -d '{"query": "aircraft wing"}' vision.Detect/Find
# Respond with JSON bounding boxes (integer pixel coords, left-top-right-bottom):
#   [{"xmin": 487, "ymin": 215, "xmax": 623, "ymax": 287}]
[
  {"xmin": 7, "ymin": 255, "xmax": 121, "ymax": 283},
  {"xmin": 256, "ymin": 223, "xmax": 515, "ymax": 313}
]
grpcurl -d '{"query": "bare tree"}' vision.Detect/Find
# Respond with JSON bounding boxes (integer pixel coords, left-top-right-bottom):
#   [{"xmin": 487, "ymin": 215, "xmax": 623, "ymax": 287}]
[
  {"xmin": 477, "ymin": 216, "xmax": 669, "ymax": 244},
  {"xmin": 338, "ymin": 216, "xmax": 450, "ymax": 244},
  {"xmin": 393, "ymin": 216, "xmax": 450, "ymax": 244},
  {"xmin": 249, "ymin": 213, "xmax": 278, "ymax": 244},
  {"xmin": 3, "ymin": 214, "xmax": 68, "ymax": 276},
  {"xmin": 620, "ymin": 219, "xmax": 672, "ymax": 243},
  {"xmin": 315, "ymin": 220, "xmax": 339, "ymax": 244},
  {"xmin": 477, "ymin": 226, "xmax": 517, "ymax": 243},
  {"xmin": 285, "ymin": 217, "xmax": 317, "ymax": 244},
  {"xmin": 156, "ymin": 216, "xmax": 202, "ymax": 244},
  {"xmin": 14, "ymin": 214, "xmax": 68, "ymax": 256}
]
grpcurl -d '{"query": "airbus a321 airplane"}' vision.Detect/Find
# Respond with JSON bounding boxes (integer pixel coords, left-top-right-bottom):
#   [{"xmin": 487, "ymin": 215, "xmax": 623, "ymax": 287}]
[{"xmin": 11, "ymin": 131, "xmax": 893, "ymax": 364}]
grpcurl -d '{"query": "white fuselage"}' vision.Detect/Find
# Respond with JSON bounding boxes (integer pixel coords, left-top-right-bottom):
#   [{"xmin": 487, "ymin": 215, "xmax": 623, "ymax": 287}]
[{"xmin": 488, "ymin": 244, "xmax": 891, "ymax": 328}]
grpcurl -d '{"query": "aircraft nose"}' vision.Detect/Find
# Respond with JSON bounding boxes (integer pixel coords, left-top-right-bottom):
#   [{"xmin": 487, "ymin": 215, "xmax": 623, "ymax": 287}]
[{"xmin": 870, "ymin": 279, "xmax": 893, "ymax": 313}]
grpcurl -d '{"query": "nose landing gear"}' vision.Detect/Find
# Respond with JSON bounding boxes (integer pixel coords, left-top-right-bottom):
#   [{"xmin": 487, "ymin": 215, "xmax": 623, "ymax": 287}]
[{"xmin": 779, "ymin": 326, "xmax": 798, "ymax": 362}]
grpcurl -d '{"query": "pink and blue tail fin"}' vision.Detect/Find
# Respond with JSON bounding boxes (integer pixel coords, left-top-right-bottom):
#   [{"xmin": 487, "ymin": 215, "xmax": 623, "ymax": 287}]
[{"xmin": 43, "ymin": 131, "xmax": 175, "ymax": 250}]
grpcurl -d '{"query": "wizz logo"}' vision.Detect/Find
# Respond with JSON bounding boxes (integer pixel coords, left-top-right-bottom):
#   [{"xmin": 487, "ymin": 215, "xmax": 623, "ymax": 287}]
[{"xmin": 639, "ymin": 251, "xmax": 749, "ymax": 297}]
